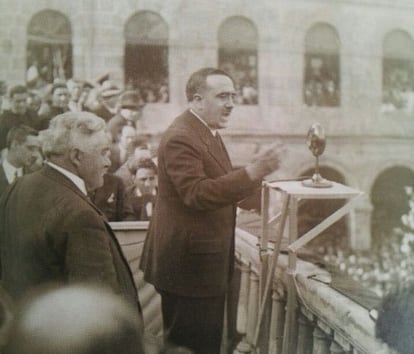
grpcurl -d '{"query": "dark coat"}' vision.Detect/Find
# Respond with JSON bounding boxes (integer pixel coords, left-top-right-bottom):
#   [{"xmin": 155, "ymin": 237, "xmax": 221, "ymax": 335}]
[
  {"xmin": 0, "ymin": 165, "xmax": 141, "ymax": 315},
  {"xmin": 124, "ymin": 186, "xmax": 156, "ymax": 221},
  {"xmin": 37, "ymin": 106, "xmax": 68, "ymax": 131},
  {"xmin": 90, "ymin": 173, "xmax": 135, "ymax": 222},
  {"xmin": 0, "ymin": 167, "xmax": 9, "ymax": 196},
  {"xmin": 139, "ymin": 110, "xmax": 259, "ymax": 297},
  {"xmin": 0, "ymin": 110, "xmax": 32, "ymax": 149}
]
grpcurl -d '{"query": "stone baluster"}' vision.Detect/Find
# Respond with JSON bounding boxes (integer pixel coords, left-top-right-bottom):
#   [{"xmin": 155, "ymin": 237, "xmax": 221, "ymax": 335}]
[
  {"xmin": 312, "ymin": 323, "xmax": 332, "ymax": 354},
  {"xmin": 333, "ymin": 332, "xmax": 352, "ymax": 354},
  {"xmin": 297, "ymin": 306, "xmax": 314, "ymax": 354},
  {"xmin": 246, "ymin": 271, "xmax": 260, "ymax": 345},
  {"xmin": 234, "ymin": 262, "xmax": 252, "ymax": 354},
  {"xmin": 268, "ymin": 281, "xmax": 286, "ymax": 354},
  {"xmin": 330, "ymin": 341, "xmax": 346, "ymax": 354}
]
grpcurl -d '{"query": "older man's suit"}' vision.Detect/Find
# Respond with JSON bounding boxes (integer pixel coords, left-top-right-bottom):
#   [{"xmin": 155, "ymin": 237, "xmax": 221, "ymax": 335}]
[
  {"xmin": 0, "ymin": 167, "xmax": 9, "ymax": 196},
  {"xmin": 0, "ymin": 165, "xmax": 141, "ymax": 315},
  {"xmin": 140, "ymin": 110, "xmax": 259, "ymax": 352}
]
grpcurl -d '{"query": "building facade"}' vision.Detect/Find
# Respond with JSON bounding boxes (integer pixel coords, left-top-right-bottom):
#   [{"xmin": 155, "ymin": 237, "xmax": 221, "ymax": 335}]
[{"xmin": 1, "ymin": 0, "xmax": 414, "ymax": 249}]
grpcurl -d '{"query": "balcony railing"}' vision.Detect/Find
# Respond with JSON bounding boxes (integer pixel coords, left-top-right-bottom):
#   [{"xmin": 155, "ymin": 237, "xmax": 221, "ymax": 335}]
[
  {"xmin": 111, "ymin": 221, "xmax": 394, "ymax": 354},
  {"xmin": 233, "ymin": 227, "xmax": 394, "ymax": 354}
]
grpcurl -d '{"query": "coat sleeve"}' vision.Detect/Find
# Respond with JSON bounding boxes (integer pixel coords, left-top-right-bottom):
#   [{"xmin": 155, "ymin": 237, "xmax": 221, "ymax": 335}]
[{"xmin": 162, "ymin": 134, "xmax": 260, "ymax": 211}]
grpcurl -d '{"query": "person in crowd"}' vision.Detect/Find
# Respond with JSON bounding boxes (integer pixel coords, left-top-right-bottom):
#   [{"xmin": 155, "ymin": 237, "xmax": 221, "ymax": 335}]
[
  {"xmin": 85, "ymin": 80, "xmax": 122, "ymax": 122},
  {"xmin": 125, "ymin": 158, "xmax": 157, "ymax": 221},
  {"xmin": 4, "ymin": 284, "xmax": 145, "ymax": 354},
  {"xmin": 109, "ymin": 124, "xmax": 137, "ymax": 173},
  {"xmin": 376, "ymin": 283, "xmax": 414, "ymax": 354},
  {"xmin": 0, "ymin": 81, "xmax": 8, "ymax": 113},
  {"xmin": 78, "ymin": 80, "xmax": 94, "ymax": 111},
  {"xmin": 115, "ymin": 144, "xmax": 152, "ymax": 188},
  {"xmin": 139, "ymin": 67, "xmax": 283, "ymax": 354},
  {"xmin": 0, "ymin": 85, "xmax": 32, "ymax": 151},
  {"xmin": 0, "ymin": 112, "xmax": 142, "ymax": 320},
  {"xmin": 26, "ymin": 90, "xmax": 42, "ymax": 115},
  {"xmin": 0, "ymin": 125, "xmax": 39, "ymax": 195},
  {"xmin": 67, "ymin": 79, "xmax": 84, "ymax": 112},
  {"xmin": 89, "ymin": 173, "xmax": 135, "ymax": 222},
  {"xmin": 107, "ymin": 90, "xmax": 144, "ymax": 142},
  {"xmin": 37, "ymin": 82, "xmax": 70, "ymax": 130}
]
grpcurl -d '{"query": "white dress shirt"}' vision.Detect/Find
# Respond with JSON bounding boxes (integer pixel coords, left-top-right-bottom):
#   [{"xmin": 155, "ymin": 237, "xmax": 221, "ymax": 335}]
[
  {"xmin": 46, "ymin": 161, "xmax": 88, "ymax": 196},
  {"xmin": 190, "ymin": 109, "xmax": 217, "ymax": 137},
  {"xmin": 2, "ymin": 158, "xmax": 23, "ymax": 184}
]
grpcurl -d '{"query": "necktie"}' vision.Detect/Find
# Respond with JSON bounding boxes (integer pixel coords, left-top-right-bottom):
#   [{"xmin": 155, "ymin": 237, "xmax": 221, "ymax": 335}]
[{"xmin": 12, "ymin": 170, "xmax": 19, "ymax": 183}]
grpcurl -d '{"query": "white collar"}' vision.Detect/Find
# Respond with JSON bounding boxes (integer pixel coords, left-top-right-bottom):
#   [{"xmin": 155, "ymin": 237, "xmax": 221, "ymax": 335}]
[
  {"xmin": 135, "ymin": 188, "xmax": 156, "ymax": 197},
  {"xmin": 2, "ymin": 158, "xmax": 23, "ymax": 183},
  {"xmin": 46, "ymin": 161, "xmax": 88, "ymax": 196},
  {"xmin": 190, "ymin": 109, "xmax": 217, "ymax": 137}
]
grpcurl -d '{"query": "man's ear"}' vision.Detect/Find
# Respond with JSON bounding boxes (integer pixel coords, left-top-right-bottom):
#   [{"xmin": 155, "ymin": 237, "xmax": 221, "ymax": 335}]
[
  {"xmin": 192, "ymin": 93, "xmax": 203, "ymax": 110},
  {"xmin": 9, "ymin": 140, "xmax": 18, "ymax": 151},
  {"xmin": 69, "ymin": 148, "xmax": 83, "ymax": 167}
]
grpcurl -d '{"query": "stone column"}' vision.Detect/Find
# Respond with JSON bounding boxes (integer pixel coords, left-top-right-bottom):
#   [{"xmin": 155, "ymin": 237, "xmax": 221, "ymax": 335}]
[
  {"xmin": 246, "ymin": 271, "xmax": 260, "ymax": 345},
  {"xmin": 330, "ymin": 341, "xmax": 346, "ymax": 354},
  {"xmin": 268, "ymin": 282, "xmax": 286, "ymax": 354},
  {"xmin": 234, "ymin": 262, "xmax": 252, "ymax": 354},
  {"xmin": 297, "ymin": 310, "xmax": 314, "ymax": 354},
  {"xmin": 312, "ymin": 326, "xmax": 331, "ymax": 354}
]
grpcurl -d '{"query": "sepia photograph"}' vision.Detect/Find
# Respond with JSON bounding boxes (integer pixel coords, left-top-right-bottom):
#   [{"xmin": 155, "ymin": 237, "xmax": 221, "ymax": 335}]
[{"xmin": 0, "ymin": 0, "xmax": 412, "ymax": 353}]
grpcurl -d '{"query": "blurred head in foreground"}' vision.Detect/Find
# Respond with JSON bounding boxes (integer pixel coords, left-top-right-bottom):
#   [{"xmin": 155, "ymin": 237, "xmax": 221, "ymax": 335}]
[
  {"xmin": 376, "ymin": 283, "xmax": 414, "ymax": 354},
  {"xmin": 4, "ymin": 283, "xmax": 144, "ymax": 354}
]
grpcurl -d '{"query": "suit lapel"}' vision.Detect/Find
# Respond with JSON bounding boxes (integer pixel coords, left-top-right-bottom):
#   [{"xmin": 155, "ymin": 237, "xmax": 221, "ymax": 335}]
[
  {"xmin": 41, "ymin": 165, "xmax": 107, "ymax": 218},
  {"xmin": 185, "ymin": 111, "xmax": 232, "ymax": 173}
]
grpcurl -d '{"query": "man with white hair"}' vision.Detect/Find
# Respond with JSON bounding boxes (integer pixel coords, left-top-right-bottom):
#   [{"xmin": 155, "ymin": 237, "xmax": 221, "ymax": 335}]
[
  {"xmin": 4, "ymin": 284, "xmax": 145, "ymax": 354},
  {"xmin": 0, "ymin": 112, "xmax": 142, "ymax": 318}
]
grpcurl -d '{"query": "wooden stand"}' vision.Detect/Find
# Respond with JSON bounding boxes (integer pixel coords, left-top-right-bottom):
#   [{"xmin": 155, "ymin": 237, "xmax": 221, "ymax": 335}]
[{"xmin": 254, "ymin": 180, "xmax": 362, "ymax": 353}]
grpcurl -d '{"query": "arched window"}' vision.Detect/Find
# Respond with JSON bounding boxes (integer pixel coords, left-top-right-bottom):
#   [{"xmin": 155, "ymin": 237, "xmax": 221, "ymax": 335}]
[
  {"xmin": 124, "ymin": 11, "xmax": 169, "ymax": 103},
  {"xmin": 304, "ymin": 23, "xmax": 340, "ymax": 107},
  {"xmin": 218, "ymin": 16, "xmax": 258, "ymax": 105},
  {"xmin": 26, "ymin": 10, "xmax": 72, "ymax": 89},
  {"xmin": 382, "ymin": 30, "xmax": 414, "ymax": 113},
  {"xmin": 371, "ymin": 166, "xmax": 414, "ymax": 245}
]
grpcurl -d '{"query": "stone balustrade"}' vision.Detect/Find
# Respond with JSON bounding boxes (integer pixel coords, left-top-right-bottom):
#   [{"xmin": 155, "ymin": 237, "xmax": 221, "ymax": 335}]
[
  {"xmin": 233, "ymin": 227, "xmax": 394, "ymax": 354},
  {"xmin": 110, "ymin": 221, "xmax": 395, "ymax": 354}
]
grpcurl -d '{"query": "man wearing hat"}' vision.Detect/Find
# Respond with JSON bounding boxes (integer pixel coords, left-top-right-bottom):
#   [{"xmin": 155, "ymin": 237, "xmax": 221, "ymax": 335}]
[
  {"xmin": 107, "ymin": 90, "xmax": 144, "ymax": 143},
  {"xmin": 84, "ymin": 80, "xmax": 122, "ymax": 122}
]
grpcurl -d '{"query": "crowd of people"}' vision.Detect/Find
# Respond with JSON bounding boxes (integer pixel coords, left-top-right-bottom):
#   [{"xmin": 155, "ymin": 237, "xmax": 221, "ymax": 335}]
[
  {"xmin": 0, "ymin": 78, "xmax": 158, "ymax": 222},
  {"xmin": 381, "ymin": 65, "xmax": 414, "ymax": 113},
  {"xmin": 303, "ymin": 56, "xmax": 340, "ymax": 107}
]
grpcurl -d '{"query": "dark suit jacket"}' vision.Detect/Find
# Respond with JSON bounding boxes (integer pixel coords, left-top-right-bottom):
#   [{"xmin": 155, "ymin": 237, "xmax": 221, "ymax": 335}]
[
  {"xmin": 125, "ymin": 186, "xmax": 156, "ymax": 221},
  {"xmin": 0, "ymin": 167, "xmax": 9, "ymax": 197},
  {"xmin": 0, "ymin": 165, "xmax": 141, "ymax": 314},
  {"xmin": 139, "ymin": 110, "xmax": 259, "ymax": 297},
  {"xmin": 90, "ymin": 173, "xmax": 135, "ymax": 221},
  {"xmin": 0, "ymin": 110, "xmax": 32, "ymax": 150}
]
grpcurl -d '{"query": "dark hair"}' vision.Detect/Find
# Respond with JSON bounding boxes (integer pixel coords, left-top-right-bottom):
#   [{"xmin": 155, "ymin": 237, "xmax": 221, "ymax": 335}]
[
  {"xmin": 376, "ymin": 283, "xmax": 414, "ymax": 354},
  {"xmin": 137, "ymin": 158, "xmax": 157, "ymax": 174},
  {"xmin": 6, "ymin": 125, "xmax": 38, "ymax": 149},
  {"xmin": 8, "ymin": 85, "xmax": 27, "ymax": 98},
  {"xmin": 185, "ymin": 67, "xmax": 234, "ymax": 102}
]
